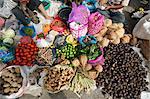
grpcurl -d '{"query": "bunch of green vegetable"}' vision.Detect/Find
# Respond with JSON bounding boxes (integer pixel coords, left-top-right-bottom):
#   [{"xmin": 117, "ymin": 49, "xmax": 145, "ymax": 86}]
[
  {"xmin": 79, "ymin": 44, "xmax": 102, "ymax": 60},
  {"xmin": 56, "ymin": 44, "xmax": 77, "ymax": 59},
  {"xmin": 70, "ymin": 73, "xmax": 96, "ymax": 96}
]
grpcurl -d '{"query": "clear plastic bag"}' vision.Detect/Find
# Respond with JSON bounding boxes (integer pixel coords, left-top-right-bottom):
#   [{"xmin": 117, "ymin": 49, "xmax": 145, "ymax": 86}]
[
  {"xmin": 0, "ymin": 0, "xmax": 17, "ymax": 18},
  {"xmin": 24, "ymin": 65, "xmax": 49, "ymax": 97}
]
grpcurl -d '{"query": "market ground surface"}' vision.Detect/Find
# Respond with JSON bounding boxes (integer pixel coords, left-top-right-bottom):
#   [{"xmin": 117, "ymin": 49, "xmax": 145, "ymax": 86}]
[{"xmin": 20, "ymin": 0, "xmax": 150, "ymax": 99}]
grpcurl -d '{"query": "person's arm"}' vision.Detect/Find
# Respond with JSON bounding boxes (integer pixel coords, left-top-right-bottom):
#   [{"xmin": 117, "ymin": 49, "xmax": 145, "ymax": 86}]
[
  {"xmin": 38, "ymin": 3, "xmax": 51, "ymax": 19},
  {"xmin": 105, "ymin": 4, "xmax": 123, "ymax": 10},
  {"xmin": 105, "ymin": 0, "xmax": 130, "ymax": 10}
]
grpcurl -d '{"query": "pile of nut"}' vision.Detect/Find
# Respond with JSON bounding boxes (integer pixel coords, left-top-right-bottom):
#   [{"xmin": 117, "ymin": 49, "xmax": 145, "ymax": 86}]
[
  {"xmin": 44, "ymin": 65, "xmax": 75, "ymax": 93},
  {"xmin": 0, "ymin": 67, "xmax": 23, "ymax": 95},
  {"xmin": 96, "ymin": 43, "xmax": 148, "ymax": 99}
]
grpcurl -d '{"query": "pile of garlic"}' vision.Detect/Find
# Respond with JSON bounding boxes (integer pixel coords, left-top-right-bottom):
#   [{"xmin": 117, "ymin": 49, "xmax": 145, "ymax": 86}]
[{"xmin": 94, "ymin": 19, "xmax": 132, "ymax": 47}]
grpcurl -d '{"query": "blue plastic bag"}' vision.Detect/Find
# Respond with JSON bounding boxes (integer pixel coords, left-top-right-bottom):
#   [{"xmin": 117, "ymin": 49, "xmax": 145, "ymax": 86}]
[
  {"xmin": 79, "ymin": 34, "xmax": 97, "ymax": 47},
  {"xmin": 19, "ymin": 25, "xmax": 36, "ymax": 38},
  {"xmin": 0, "ymin": 50, "xmax": 14, "ymax": 63},
  {"xmin": 82, "ymin": 0, "xmax": 97, "ymax": 12}
]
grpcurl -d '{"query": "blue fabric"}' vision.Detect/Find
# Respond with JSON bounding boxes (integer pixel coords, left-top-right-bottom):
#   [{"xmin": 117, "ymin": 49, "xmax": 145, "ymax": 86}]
[
  {"xmin": 19, "ymin": 25, "xmax": 36, "ymax": 38},
  {"xmin": 79, "ymin": 34, "xmax": 97, "ymax": 47},
  {"xmin": 82, "ymin": 0, "xmax": 97, "ymax": 12},
  {"xmin": 0, "ymin": 50, "xmax": 14, "ymax": 63}
]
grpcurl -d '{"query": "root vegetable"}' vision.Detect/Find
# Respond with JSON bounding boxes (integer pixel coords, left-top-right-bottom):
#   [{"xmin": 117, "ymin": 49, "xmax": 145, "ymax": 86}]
[
  {"xmin": 80, "ymin": 55, "xmax": 88, "ymax": 67},
  {"xmin": 72, "ymin": 58, "xmax": 80, "ymax": 67},
  {"xmin": 100, "ymin": 38, "xmax": 110, "ymax": 47},
  {"xmin": 10, "ymin": 88, "xmax": 16, "ymax": 93},
  {"xmin": 97, "ymin": 27, "xmax": 108, "ymax": 37},
  {"xmin": 15, "ymin": 68, "xmax": 20, "ymax": 73},
  {"xmin": 4, "ymin": 88, "xmax": 10, "ymax": 93},
  {"xmin": 88, "ymin": 70, "xmax": 97, "ymax": 79},
  {"xmin": 3, "ymin": 83, "xmax": 10, "ymax": 87},
  {"xmin": 11, "ymin": 82, "xmax": 18, "ymax": 87},
  {"xmin": 112, "ymin": 37, "xmax": 120, "ymax": 45},
  {"xmin": 4, "ymin": 78, "xmax": 12, "ymax": 82},
  {"xmin": 85, "ymin": 64, "xmax": 93, "ymax": 71},
  {"xmin": 17, "ymin": 78, "xmax": 23, "ymax": 84},
  {"xmin": 108, "ymin": 31, "xmax": 118, "ymax": 40},
  {"xmin": 121, "ymin": 34, "xmax": 131, "ymax": 44},
  {"xmin": 95, "ymin": 65, "xmax": 103, "ymax": 72},
  {"xmin": 115, "ymin": 28, "xmax": 125, "ymax": 38},
  {"xmin": 96, "ymin": 36, "xmax": 103, "ymax": 42}
]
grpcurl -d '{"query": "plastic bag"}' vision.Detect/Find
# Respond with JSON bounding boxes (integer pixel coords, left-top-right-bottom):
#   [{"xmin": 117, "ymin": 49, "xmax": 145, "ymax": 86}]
[
  {"xmin": 45, "ymin": 0, "xmax": 62, "ymax": 17},
  {"xmin": 82, "ymin": 0, "xmax": 97, "ymax": 12},
  {"xmin": 19, "ymin": 26, "xmax": 36, "ymax": 38},
  {"xmin": 0, "ymin": 50, "xmax": 14, "ymax": 63},
  {"xmin": 4, "ymin": 15, "xmax": 19, "ymax": 31},
  {"xmin": 88, "ymin": 48, "xmax": 105, "ymax": 66},
  {"xmin": 27, "ymin": 65, "xmax": 49, "ymax": 86},
  {"xmin": 68, "ymin": 2, "xmax": 90, "ymax": 38},
  {"xmin": 133, "ymin": 14, "xmax": 150, "ymax": 40},
  {"xmin": 88, "ymin": 12, "xmax": 104, "ymax": 35},
  {"xmin": 70, "ymin": 22, "xmax": 88, "ymax": 38},
  {"xmin": 0, "ymin": 66, "xmax": 27, "ymax": 99},
  {"xmin": 0, "ymin": 0, "xmax": 17, "ymax": 18},
  {"xmin": 50, "ymin": 17, "xmax": 67, "ymax": 33},
  {"xmin": 68, "ymin": 2, "xmax": 90, "ymax": 25},
  {"xmin": 53, "ymin": 35, "xmax": 66, "ymax": 48},
  {"xmin": 79, "ymin": 35, "xmax": 97, "ymax": 47}
]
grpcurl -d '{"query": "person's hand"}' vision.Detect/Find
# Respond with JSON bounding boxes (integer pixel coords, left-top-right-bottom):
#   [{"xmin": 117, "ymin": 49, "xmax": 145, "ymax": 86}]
[
  {"xmin": 45, "ymin": 15, "xmax": 52, "ymax": 20},
  {"xmin": 105, "ymin": 6, "xmax": 111, "ymax": 10}
]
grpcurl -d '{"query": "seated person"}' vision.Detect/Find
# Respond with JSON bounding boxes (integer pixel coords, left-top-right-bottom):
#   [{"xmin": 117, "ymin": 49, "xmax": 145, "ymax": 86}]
[
  {"xmin": 12, "ymin": 0, "xmax": 51, "ymax": 26},
  {"xmin": 97, "ymin": 0, "xmax": 130, "ymax": 23}
]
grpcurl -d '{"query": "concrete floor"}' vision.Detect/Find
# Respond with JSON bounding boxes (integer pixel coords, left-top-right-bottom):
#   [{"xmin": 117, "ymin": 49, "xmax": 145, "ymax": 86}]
[{"xmin": 20, "ymin": 0, "xmax": 150, "ymax": 99}]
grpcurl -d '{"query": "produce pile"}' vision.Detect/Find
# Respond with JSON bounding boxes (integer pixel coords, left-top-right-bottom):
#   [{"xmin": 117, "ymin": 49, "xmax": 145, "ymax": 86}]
[
  {"xmin": 0, "ymin": 67, "xmax": 24, "ymax": 95},
  {"xmin": 96, "ymin": 44, "xmax": 148, "ymax": 99},
  {"xmin": 0, "ymin": 1, "xmax": 148, "ymax": 99},
  {"xmin": 44, "ymin": 65, "xmax": 75, "ymax": 93}
]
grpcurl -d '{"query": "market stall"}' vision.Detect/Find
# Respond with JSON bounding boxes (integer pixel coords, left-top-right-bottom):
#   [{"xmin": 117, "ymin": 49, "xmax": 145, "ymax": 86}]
[{"xmin": 0, "ymin": 0, "xmax": 149, "ymax": 99}]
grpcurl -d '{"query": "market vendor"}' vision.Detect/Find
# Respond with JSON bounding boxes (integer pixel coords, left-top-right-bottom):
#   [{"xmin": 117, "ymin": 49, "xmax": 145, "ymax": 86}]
[
  {"xmin": 97, "ymin": 0, "xmax": 130, "ymax": 23},
  {"xmin": 12, "ymin": 0, "xmax": 51, "ymax": 26}
]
